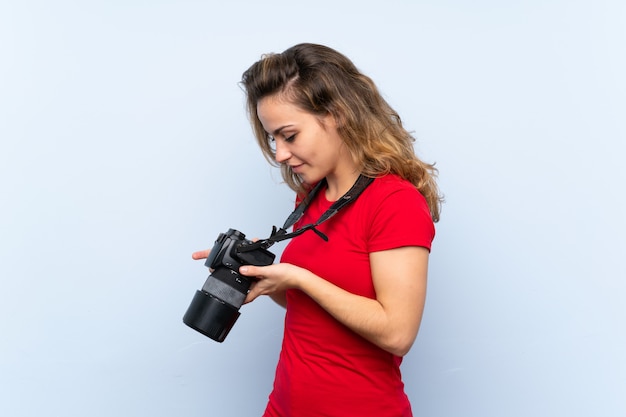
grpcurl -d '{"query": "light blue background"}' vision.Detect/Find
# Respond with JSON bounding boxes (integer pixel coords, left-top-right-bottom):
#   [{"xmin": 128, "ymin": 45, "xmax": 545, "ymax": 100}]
[{"xmin": 1, "ymin": 1, "xmax": 624, "ymax": 416}]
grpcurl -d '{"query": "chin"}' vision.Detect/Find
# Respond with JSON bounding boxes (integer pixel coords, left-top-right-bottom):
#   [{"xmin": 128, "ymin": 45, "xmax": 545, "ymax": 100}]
[{"xmin": 300, "ymin": 173, "xmax": 323, "ymax": 186}]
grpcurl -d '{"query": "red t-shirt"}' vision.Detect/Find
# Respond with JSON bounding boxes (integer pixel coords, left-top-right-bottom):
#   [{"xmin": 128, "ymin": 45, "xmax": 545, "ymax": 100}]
[{"xmin": 263, "ymin": 174, "xmax": 435, "ymax": 417}]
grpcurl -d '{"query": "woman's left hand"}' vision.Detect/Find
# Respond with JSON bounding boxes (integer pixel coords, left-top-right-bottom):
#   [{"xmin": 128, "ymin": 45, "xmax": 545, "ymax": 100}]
[{"xmin": 239, "ymin": 263, "xmax": 305, "ymax": 304}]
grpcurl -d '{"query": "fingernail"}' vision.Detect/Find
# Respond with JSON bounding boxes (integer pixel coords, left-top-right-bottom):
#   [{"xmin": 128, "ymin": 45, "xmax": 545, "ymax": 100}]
[{"xmin": 240, "ymin": 266, "xmax": 248, "ymax": 273}]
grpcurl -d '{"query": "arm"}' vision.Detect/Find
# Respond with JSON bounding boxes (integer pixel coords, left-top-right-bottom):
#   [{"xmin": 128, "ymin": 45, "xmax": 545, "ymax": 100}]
[{"xmin": 241, "ymin": 245, "xmax": 429, "ymax": 356}]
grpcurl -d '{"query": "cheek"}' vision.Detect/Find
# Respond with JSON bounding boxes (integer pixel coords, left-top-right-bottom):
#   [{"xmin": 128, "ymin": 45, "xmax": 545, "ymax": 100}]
[
  {"xmin": 299, "ymin": 131, "xmax": 340, "ymax": 165},
  {"xmin": 306, "ymin": 144, "xmax": 330, "ymax": 165}
]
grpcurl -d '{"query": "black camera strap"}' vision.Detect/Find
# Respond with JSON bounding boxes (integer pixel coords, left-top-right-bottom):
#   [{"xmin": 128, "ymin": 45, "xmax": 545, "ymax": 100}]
[{"xmin": 239, "ymin": 174, "xmax": 374, "ymax": 252}]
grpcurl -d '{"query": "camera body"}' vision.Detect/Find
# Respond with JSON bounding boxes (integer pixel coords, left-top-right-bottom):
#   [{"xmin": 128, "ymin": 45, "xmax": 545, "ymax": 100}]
[{"xmin": 183, "ymin": 229, "xmax": 275, "ymax": 342}]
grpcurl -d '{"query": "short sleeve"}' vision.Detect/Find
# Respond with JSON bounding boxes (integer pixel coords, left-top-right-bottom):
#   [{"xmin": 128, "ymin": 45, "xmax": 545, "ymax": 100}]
[{"xmin": 366, "ymin": 179, "xmax": 435, "ymax": 253}]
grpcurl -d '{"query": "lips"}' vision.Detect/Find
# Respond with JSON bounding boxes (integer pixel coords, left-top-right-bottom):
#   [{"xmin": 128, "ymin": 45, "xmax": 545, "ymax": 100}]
[{"xmin": 290, "ymin": 164, "xmax": 304, "ymax": 173}]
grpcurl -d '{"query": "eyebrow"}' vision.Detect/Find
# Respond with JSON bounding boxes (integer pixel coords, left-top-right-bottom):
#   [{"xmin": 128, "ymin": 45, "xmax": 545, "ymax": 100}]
[{"xmin": 271, "ymin": 125, "xmax": 294, "ymax": 137}]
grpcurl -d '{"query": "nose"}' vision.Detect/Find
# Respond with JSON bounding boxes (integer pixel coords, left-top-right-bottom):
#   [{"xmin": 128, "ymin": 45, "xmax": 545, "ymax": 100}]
[{"xmin": 274, "ymin": 140, "xmax": 291, "ymax": 164}]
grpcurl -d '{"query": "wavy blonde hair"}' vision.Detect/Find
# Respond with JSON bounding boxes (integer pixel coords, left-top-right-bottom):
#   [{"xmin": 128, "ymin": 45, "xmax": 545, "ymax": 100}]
[{"xmin": 241, "ymin": 43, "xmax": 443, "ymax": 222}]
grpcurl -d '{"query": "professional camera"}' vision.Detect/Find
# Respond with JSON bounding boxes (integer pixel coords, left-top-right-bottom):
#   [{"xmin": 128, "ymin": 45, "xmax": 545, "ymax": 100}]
[{"xmin": 183, "ymin": 228, "xmax": 275, "ymax": 342}]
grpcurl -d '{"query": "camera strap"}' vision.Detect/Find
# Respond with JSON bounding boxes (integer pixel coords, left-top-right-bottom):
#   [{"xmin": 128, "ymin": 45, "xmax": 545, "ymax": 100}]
[{"xmin": 239, "ymin": 174, "xmax": 374, "ymax": 252}]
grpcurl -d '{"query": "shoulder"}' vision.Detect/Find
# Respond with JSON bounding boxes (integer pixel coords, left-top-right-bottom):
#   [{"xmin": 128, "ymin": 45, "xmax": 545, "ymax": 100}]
[
  {"xmin": 358, "ymin": 174, "xmax": 435, "ymax": 251},
  {"xmin": 363, "ymin": 174, "xmax": 428, "ymax": 210}
]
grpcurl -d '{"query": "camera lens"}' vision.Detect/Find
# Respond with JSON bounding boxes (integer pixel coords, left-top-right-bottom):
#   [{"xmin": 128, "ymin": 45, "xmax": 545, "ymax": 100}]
[{"xmin": 183, "ymin": 290, "xmax": 241, "ymax": 343}]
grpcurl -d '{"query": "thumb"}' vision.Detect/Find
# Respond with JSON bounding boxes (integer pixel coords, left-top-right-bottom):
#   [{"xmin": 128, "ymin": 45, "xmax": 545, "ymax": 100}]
[{"xmin": 239, "ymin": 265, "xmax": 261, "ymax": 277}]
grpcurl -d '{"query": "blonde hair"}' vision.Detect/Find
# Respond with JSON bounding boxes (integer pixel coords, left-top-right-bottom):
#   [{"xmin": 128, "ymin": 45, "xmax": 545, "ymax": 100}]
[{"xmin": 241, "ymin": 43, "xmax": 443, "ymax": 222}]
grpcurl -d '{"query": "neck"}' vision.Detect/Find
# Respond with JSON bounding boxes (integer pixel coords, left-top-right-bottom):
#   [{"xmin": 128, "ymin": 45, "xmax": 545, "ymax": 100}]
[{"xmin": 325, "ymin": 170, "xmax": 361, "ymax": 201}]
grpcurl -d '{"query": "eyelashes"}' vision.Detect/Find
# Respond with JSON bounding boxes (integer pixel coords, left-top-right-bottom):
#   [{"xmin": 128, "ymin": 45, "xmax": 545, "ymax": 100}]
[
  {"xmin": 267, "ymin": 131, "xmax": 296, "ymax": 152},
  {"xmin": 268, "ymin": 134, "xmax": 296, "ymax": 144}
]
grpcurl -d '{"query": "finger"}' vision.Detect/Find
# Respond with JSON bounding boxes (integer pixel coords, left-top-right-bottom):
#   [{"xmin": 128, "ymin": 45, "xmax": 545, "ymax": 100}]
[
  {"xmin": 244, "ymin": 282, "xmax": 256, "ymax": 304},
  {"xmin": 239, "ymin": 265, "xmax": 261, "ymax": 276},
  {"xmin": 244, "ymin": 288, "xmax": 259, "ymax": 304},
  {"xmin": 191, "ymin": 249, "xmax": 210, "ymax": 260}
]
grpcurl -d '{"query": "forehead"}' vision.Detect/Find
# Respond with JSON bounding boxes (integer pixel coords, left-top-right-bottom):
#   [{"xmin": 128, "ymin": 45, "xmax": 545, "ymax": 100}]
[{"xmin": 256, "ymin": 95, "xmax": 312, "ymax": 133}]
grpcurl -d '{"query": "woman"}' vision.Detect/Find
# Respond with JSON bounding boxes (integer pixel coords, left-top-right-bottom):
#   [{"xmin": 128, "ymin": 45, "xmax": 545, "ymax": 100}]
[{"xmin": 194, "ymin": 43, "xmax": 442, "ymax": 417}]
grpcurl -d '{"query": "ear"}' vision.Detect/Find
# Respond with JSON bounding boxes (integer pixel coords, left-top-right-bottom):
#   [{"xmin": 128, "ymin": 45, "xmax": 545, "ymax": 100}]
[{"xmin": 321, "ymin": 110, "xmax": 342, "ymax": 131}]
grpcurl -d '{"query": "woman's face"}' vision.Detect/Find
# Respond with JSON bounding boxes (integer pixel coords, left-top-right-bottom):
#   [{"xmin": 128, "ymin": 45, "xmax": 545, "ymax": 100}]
[{"xmin": 256, "ymin": 95, "xmax": 355, "ymax": 186}]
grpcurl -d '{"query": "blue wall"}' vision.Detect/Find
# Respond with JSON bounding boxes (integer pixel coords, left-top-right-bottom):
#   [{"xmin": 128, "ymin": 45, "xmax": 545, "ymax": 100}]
[{"xmin": 1, "ymin": 1, "xmax": 624, "ymax": 416}]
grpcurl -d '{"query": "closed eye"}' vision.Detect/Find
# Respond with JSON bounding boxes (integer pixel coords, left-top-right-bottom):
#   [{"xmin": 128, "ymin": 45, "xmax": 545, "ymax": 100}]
[{"xmin": 285, "ymin": 134, "xmax": 296, "ymax": 143}]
